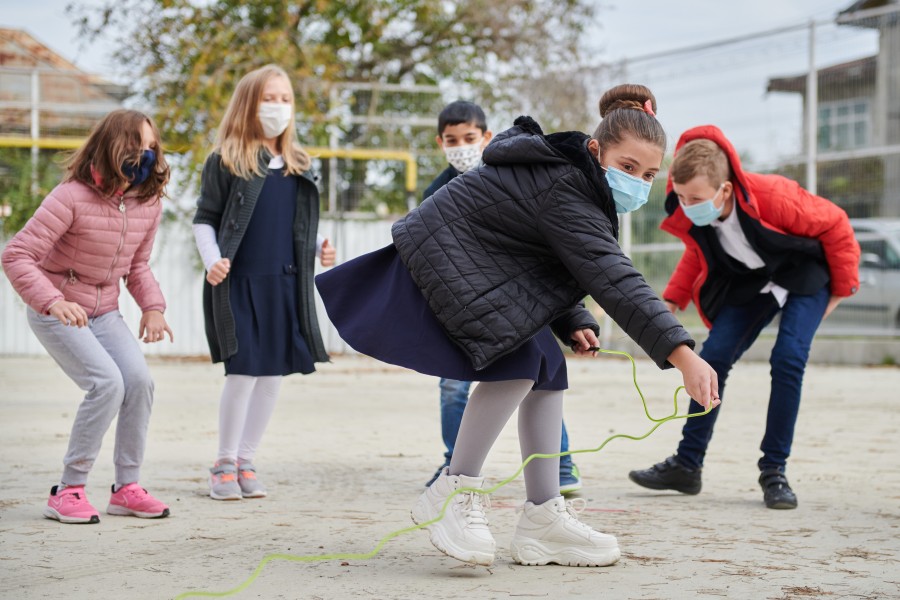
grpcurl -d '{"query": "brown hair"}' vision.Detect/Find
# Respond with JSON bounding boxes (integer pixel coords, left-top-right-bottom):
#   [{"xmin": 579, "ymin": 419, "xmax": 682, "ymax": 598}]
[
  {"xmin": 670, "ymin": 139, "xmax": 731, "ymax": 187},
  {"xmin": 592, "ymin": 84, "xmax": 666, "ymax": 153},
  {"xmin": 215, "ymin": 64, "xmax": 311, "ymax": 179},
  {"xmin": 64, "ymin": 109, "xmax": 169, "ymax": 202}
]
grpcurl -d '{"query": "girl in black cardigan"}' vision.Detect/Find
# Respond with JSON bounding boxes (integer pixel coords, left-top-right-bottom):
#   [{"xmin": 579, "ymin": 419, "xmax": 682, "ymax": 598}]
[{"xmin": 193, "ymin": 65, "xmax": 335, "ymax": 502}]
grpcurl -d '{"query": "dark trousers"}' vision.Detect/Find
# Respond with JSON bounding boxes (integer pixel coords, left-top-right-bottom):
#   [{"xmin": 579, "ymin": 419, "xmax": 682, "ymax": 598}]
[{"xmin": 676, "ymin": 285, "xmax": 830, "ymax": 472}]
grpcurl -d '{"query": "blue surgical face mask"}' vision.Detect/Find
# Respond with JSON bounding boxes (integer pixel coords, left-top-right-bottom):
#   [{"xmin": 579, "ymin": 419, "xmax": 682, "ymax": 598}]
[
  {"xmin": 122, "ymin": 149, "xmax": 156, "ymax": 186},
  {"xmin": 603, "ymin": 165, "xmax": 652, "ymax": 214},
  {"xmin": 680, "ymin": 184, "xmax": 725, "ymax": 226}
]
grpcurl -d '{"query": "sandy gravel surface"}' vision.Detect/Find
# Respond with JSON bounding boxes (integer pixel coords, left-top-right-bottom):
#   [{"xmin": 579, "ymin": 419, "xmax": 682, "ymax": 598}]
[{"xmin": 1, "ymin": 354, "xmax": 898, "ymax": 599}]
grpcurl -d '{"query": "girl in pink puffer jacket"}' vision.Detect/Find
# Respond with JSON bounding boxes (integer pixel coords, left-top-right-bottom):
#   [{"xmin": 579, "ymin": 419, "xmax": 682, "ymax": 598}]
[{"xmin": 1, "ymin": 109, "xmax": 174, "ymax": 524}]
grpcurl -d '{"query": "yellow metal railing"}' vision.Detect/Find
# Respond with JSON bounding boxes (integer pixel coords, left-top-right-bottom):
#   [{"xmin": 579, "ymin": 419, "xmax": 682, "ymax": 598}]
[{"xmin": 0, "ymin": 137, "xmax": 418, "ymax": 194}]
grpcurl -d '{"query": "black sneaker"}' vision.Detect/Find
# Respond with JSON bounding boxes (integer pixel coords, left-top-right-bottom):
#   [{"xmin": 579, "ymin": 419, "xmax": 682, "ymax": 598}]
[
  {"xmin": 759, "ymin": 469, "xmax": 797, "ymax": 509},
  {"xmin": 628, "ymin": 455, "xmax": 702, "ymax": 495}
]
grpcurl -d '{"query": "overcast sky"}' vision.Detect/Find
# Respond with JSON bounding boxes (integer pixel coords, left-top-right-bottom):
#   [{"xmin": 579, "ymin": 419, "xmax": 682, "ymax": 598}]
[
  {"xmin": 2, "ymin": 0, "xmax": 879, "ymax": 165},
  {"xmin": 3, "ymin": 0, "xmax": 868, "ymax": 78}
]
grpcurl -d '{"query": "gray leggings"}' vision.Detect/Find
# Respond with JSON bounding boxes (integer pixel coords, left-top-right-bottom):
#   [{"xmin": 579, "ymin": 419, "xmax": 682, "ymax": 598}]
[
  {"xmin": 27, "ymin": 308, "xmax": 154, "ymax": 487},
  {"xmin": 449, "ymin": 379, "xmax": 563, "ymax": 504}
]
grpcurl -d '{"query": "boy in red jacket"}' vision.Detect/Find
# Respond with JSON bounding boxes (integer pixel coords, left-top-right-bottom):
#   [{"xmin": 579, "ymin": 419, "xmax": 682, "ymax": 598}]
[{"xmin": 628, "ymin": 125, "xmax": 859, "ymax": 509}]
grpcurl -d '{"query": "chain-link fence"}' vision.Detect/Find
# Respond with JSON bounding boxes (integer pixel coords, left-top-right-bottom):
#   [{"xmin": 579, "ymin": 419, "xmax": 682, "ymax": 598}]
[{"xmin": 580, "ymin": 7, "xmax": 900, "ymax": 335}]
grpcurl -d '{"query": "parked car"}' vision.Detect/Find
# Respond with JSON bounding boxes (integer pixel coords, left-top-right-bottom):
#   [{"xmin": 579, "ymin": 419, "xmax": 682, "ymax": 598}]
[{"xmin": 828, "ymin": 218, "xmax": 900, "ymax": 331}]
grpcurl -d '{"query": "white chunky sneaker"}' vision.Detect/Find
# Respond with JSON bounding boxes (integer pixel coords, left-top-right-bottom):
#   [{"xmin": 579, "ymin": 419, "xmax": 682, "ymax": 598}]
[
  {"xmin": 411, "ymin": 467, "xmax": 496, "ymax": 565},
  {"xmin": 510, "ymin": 496, "xmax": 620, "ymax": 566}
]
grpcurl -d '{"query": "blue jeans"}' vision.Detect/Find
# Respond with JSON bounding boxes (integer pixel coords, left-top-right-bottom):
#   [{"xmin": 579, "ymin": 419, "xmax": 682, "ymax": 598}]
[
  {"xmin": 439, "ymin": 378, "xmax": 572, "ymax": 466},
  {"xmin": 676, "ymin": 286, "xmax": 829, "ymax": 472}
]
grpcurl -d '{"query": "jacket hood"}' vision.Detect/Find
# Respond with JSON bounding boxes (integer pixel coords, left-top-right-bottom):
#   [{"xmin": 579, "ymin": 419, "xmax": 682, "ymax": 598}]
[
  {"xmin": 482, "ymin": 115, "xmax": 571, "ymax": 166},
  {"xmin": 663, "ymin": 124, "xmax": 755, "ymax": 228},
  {"xmin": 484, "ymin": 116, "xmax": 618, "ymax": 236}
]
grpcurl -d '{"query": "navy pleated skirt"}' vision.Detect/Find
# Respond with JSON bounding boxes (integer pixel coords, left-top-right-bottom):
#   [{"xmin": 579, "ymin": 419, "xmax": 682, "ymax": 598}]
[
  {"xmin": 225, "ymin": 169, "xmax": 315, "ymax": 377},
  {"xmin": 315, "ymin": 244, "xmax": 567, "ymax": 390}
]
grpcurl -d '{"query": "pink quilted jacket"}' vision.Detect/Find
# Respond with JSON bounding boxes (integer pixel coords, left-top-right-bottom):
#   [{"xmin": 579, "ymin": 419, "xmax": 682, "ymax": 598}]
[{"xmin": 1, "ymin": 180, "xmax": 166, "ymax": 317}]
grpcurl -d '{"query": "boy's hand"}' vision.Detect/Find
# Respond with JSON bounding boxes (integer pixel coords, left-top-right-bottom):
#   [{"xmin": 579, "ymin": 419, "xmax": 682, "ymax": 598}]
[
  {"xmin": 667, "ymin": 344, "xmax": 720, "ymax": 409},
  {"xmin": 570, "ymin": 328, "xmax": 600, "ymax": 356},
  {"xmin": 139, "ymin": 310, "xmax": 174, "ymax": 343},
  {"xmin": 48, "ymin": 300, "xmax": 88, "ymax": 327},
  {"xmin": 664, "ymin": 300, "xmax": 678, "ymax": 314},
  {"xmin": 823, "ymin": 295, "xmax": 842, "ymax": 320},
  {"xmin": 207, "ymin": 258, "xmax": 230, "ymax": 286},
  {"xmin": 320, "ymin": 239, "xmax": 335, "ymax": 267}
]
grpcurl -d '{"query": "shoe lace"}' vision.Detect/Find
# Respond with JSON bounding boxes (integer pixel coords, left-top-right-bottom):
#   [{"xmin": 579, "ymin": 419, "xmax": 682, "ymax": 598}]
[
  {"xmin": 456, "ymin": 491, "xmax": 491, "ymax": 526},
  {"xmin": 562, "ymin": 498, "xmax": 595, "ymax": 533}
]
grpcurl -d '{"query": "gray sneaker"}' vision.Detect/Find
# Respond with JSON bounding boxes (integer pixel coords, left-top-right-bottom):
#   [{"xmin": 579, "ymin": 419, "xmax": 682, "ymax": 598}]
[
  {"xmin": 208, "ymin": 461, "xmax": 242, "ymax": 501},
  {"xmin": 237, "ymin": 462, "xmax": 267, "ymax": 498}
]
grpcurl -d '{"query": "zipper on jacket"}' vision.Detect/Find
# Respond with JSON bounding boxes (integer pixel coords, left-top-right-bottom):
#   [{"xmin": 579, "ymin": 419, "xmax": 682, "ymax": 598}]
[
  {"xmin": 104, "ymin": 200, "xmax": 128, "ymax": 284},
  {"xmin": 59, "ymin": 268, "xmax": 76, "ymax": 292},
  {"xmin": 97, "ymin": 200, "xmax": 128, "ymax": 315}
]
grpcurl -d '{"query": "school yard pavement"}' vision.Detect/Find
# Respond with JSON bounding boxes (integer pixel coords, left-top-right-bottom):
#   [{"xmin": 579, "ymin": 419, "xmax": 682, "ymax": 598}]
[{"xmin": 0, "ymin": 353, "xmax": 898, "ymax": 599}]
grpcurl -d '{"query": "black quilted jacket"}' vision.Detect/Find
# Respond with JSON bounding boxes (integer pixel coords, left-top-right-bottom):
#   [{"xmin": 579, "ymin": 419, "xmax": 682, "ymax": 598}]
[{"xmin": 393, "ymin": 117, "xmax": 694, "ymax": 371}]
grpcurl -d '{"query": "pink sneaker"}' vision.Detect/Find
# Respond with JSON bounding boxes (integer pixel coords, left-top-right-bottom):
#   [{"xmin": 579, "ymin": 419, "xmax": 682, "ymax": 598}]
[
  {"xmin": 43, "ymin": 485, "xmax": 100, "ymax": 524},
  {"xmin": 107, "ymin": 483, "xmax": 170, "ymax": 519}
]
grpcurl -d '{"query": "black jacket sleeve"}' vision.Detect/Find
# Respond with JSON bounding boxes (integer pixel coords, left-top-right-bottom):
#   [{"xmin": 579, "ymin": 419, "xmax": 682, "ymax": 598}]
[
  {"xmin": 537, "ymin": 171, "xmax": 694, "ymax": 368},
  {"xmin": 550, "ymin": 300, "xmax": 600, "ymax": 347},
  {"xmin": 193, "ymin": 153, "xmax": 232, "ymax": 227}
]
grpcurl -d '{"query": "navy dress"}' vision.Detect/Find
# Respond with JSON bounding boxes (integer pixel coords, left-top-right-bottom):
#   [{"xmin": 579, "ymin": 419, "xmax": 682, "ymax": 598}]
[
  {"xmin": 226, "ymin": 168, "xmax": 315, "ymax": 376},
  {"xmin": 315, "ymin": 244, "xmax": 568, "ymax": 390}
]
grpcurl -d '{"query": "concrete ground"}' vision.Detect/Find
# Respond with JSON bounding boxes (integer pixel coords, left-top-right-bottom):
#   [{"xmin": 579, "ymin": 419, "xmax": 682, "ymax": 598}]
[{"xmin": 0, "ymin": 353, "xmax": 898, "ymax": 600}]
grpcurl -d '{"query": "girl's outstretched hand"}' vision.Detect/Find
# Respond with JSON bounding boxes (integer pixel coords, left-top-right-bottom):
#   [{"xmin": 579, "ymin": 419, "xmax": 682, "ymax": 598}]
[
  {"xmin": 320, "ymin": 239, "xmax": 335, "ymax": 267},
  {"xmin": 667, "ymin": 344, "xmax": 720, "ymax": 409},
  {"xmin": 139, "ymin": 310, "xmax": 174, "ymax": 344},
  {"xmin": 207, "ymin": 258, "xmax": 230, "ymax": 286}
]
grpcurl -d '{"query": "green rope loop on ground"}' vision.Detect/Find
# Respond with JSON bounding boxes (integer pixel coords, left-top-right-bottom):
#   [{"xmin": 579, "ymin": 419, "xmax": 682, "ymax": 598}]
[{"xmin": 174, "ymin": 349, "xmax": 713, "ymax": 599}]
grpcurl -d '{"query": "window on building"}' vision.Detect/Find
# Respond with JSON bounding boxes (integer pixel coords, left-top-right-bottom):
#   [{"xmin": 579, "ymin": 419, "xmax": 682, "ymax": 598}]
[{"xmin": 818, "ymin": 99, "xmax": 870, "ymax": 151}]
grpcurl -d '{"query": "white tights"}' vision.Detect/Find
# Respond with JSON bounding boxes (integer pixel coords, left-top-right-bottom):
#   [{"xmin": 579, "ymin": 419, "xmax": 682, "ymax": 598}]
[
  {"xmin": 449, "ymin": 379, "xmax": 564, "ymax": 505},
  {"xmin": 217, "ymin": 374, "xmax": 282, "ymax": 463}
]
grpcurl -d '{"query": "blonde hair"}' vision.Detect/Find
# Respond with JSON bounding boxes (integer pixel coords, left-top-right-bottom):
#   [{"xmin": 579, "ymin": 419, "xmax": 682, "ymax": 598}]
[
  {"xmin": 214, "ymin": 65, "xmax": 311, "ymax": 179},
  {"xmin": 671, "ymin": 139, "xmax": 731, "ymax": 188}
]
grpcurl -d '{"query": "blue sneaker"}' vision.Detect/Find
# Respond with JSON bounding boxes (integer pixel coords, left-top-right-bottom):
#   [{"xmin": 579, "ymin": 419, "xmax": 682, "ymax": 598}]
[{"xmin": 559, "ymin": 462, "xmax": 582, "ymax": 495}]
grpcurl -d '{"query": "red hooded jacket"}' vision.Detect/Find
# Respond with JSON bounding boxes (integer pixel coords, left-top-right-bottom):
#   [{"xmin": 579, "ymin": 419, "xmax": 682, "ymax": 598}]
[{"xmin": 660, "ymin": 125, "xmax": 859, "ymax": 328}]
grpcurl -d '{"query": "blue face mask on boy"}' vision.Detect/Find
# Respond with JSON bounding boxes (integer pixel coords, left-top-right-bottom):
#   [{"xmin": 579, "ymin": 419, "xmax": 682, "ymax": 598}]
[
  {"xmin": 680, "ymin": 184, "xmax": 725, "ymax": 226},
  {"xmin": 122, "ymin": 149, "xmax": 156, "ymax": 186},
  {"xmin": 603, "ymin": 165, "xmax": 652, "ymax": 214}
]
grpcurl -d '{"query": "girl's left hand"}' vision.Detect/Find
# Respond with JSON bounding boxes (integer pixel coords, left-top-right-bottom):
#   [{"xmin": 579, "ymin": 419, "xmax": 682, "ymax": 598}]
[
  {"xmin": 570, "ymin": 328, "xmax": 600, "ymax": 357},
  {"xmin": 139, "ymin": 310, "xmax": 174, "ymax": 344},
  {"xmin": 320, "ymin": 238, "xmax": 336, "ymax": 267}
]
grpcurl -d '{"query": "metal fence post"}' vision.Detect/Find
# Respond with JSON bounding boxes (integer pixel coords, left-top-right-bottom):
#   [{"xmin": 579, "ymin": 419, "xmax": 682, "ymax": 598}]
[
  {"xmin": 805, "ymin": 19, "xmax": 818, "ymax": 195},
  {"xmin": 30, "ymin": 69, "xmax": 40, "ymax": 197}
]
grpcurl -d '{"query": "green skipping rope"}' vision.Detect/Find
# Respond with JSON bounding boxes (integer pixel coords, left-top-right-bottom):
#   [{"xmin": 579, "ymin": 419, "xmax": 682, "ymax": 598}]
[{"xmin": 174, "ymin": 349, "xmax": 715, "ymax": 599}]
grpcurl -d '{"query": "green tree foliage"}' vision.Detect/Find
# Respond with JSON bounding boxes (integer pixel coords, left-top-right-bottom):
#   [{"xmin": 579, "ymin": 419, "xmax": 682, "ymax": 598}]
[
  {"xmin": 0, "ymin": 149, "xmax": 65, "ymax": 235},
  {"xmin": 72, "ymin": 0, "xmax": 596, "ymax": 204}
]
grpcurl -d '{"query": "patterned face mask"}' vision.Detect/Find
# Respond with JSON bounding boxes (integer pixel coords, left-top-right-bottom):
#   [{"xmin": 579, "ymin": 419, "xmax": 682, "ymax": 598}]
[{"xmin": 443, "ymin": 142, "xmax": 484, "ymax": 173}]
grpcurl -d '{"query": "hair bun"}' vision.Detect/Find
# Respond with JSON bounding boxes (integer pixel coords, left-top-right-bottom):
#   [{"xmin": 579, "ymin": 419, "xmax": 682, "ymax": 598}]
[{"xmin": 599, "ymin": 84, "xmax": 657, "ymax": 118}]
